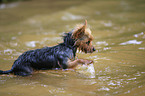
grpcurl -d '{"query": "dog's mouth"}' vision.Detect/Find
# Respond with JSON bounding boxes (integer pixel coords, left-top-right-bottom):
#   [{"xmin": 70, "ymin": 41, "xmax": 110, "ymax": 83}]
[
  {"xmin": 82, "ymin": 47, "xmax": 96, "ymax": 53},
  {"xmin": 76, "ymin": 42, "xmax": 96, "ymax": 53}
]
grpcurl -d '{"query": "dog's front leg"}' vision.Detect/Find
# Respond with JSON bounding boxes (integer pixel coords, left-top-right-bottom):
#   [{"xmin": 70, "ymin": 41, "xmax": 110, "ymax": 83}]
[{"xmin": 67, "ymin": 59, "xmax": 93, "ymax": 69}]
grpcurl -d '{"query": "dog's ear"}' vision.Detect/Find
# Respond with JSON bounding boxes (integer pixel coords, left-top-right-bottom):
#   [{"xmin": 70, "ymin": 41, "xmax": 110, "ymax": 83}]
[{"xmin": 73, "ymin": 20, "xmax": 87, "ymax": 39}]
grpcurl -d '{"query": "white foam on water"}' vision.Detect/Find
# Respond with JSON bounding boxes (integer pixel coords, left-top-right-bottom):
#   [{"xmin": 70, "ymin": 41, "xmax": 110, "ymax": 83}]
[
  {"xmin": 96, "ymin": 41, "xmax": 108, "ymax": 46},
  {"xmin": 25, "ymin": 41, "xmax": 39, "ymax": 48},
  {"xmin": 103, "ymin": 47, "xmax": 111, "ymax": 51},
  {"xmin": 134, "ymin": 32, "xmax": 144, "ymax": 38},
  {"xmin": 4, "ymin": 49, "xmax": 12, "ymax": 54},
  {"xmin": 138, "ymin": 47, "xmax": 145, "ymax": 50},
  {"xmin": 127, "ymin": 77, "xmax": 136, "ymax": 81},
  {"xmin": 119, "ymin": 40, "xmax": 143, "ymax": 45},
  {"xmin": 98, "ymin": 86, "xmax": 110, "ymax": 91},
  {"xmin": 76, "ymin": 64, "xmax": 96, "ymax": 78},
  {"xmin": 4, "ymin": 49, "xmax": 14, "ymax": 54}
]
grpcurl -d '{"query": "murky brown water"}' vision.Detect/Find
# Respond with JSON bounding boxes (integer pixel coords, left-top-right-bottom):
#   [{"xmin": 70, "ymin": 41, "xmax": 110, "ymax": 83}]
[{"xmin": 0, "ymin": 0, "xmax": 145, "ymax": 96}]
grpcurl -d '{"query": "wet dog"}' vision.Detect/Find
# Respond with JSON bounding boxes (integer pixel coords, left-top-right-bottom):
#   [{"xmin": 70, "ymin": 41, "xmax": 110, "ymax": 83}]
[{"xmin": 0, "ymin": 20, "xmax": 96, "ymax": 76}]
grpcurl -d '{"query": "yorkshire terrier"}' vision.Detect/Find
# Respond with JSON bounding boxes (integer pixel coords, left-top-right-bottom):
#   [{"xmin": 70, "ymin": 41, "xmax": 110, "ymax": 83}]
[{"xmin": 0, "ymin": 20, "xmax": 96, "ymax": 76}]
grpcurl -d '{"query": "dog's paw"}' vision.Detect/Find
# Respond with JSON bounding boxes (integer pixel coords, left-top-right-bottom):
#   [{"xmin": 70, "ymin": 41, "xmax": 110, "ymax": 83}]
[
  {"xmin": 79, "ymin": 59, "xmax": 94, "ymax": 65},
  {"xmin": 85, "ymin": 60, "xmax": 94, "ymax": 65}
]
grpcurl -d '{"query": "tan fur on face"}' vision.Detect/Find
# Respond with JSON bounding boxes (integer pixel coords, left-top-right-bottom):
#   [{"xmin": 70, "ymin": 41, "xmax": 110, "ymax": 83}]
[
  {"xmin": 72, "ymin": 20, "xmax": 94, "ymax": 53},
  {"xmin": 72, "ymin": 20, "xmax": 93, "ymax": 40}
]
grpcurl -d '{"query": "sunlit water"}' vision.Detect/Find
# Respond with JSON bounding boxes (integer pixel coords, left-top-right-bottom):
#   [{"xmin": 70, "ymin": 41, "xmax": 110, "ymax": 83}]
[{"xmin": 0, "ymin": 0, "xmax": 145, "ymax": 96}]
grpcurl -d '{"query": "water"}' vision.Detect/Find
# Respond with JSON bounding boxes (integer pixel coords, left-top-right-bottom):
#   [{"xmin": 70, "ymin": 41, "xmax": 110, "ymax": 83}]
[{"xmin": 0, "ymin": 0, "xmax": 145, "ymax": 95}]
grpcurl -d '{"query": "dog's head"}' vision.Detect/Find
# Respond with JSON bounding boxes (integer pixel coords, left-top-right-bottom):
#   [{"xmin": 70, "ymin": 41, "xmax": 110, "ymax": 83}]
[{"xmin": 72, "ymin": 20, "xmax": 96, "ymax": 53}]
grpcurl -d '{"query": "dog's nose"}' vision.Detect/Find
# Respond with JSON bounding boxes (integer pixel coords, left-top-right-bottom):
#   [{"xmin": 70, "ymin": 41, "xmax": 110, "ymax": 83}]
[{"xmin": 93, "ymin": 47, "xmax": 96, "ymax": 51}]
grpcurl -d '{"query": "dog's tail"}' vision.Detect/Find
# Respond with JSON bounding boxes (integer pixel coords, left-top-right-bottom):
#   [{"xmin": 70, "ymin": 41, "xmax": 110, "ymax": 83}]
[{"xmin": 0, "ymin": 69, "xmax": 13, "ymax": 74}]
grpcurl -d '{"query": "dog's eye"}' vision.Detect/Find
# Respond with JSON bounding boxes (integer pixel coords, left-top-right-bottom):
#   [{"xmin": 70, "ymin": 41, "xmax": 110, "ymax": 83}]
[{"xmin": 86, "ymin": 41, "xmax": 90, "ymax": 45}]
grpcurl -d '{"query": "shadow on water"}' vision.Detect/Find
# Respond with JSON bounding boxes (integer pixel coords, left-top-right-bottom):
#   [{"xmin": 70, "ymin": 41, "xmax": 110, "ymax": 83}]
[{"xmin": 0, "ymin": 0, "xmax": 145, "ymax": 96}]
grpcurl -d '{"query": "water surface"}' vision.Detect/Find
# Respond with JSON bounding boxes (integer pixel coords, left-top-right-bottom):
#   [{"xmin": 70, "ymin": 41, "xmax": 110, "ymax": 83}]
[{"xmin": 0, "ymin": 0, "xmax": 145, "ymax": 96}]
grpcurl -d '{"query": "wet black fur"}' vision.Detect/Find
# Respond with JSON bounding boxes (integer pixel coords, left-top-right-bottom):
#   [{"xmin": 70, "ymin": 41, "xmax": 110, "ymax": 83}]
[{"xmin": 0, "ymin": 32, "xmax": 77, "ymax": 76}]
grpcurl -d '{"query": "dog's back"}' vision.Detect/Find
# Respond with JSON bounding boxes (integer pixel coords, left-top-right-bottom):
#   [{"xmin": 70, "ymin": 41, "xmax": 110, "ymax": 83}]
[{"xmin": 12, "ymin": 42, "xmax": 75, "ymax": 75}]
